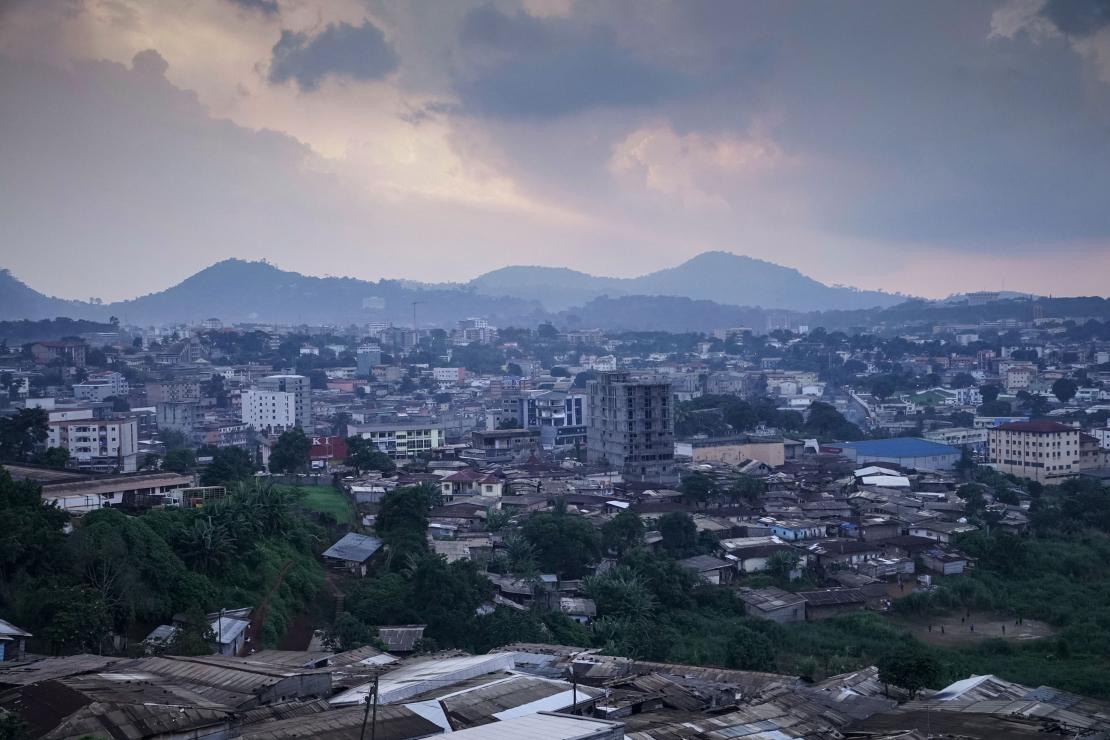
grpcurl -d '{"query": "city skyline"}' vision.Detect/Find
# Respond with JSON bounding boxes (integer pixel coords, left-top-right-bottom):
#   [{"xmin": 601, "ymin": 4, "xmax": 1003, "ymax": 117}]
[{"xmin": 2, "ymin": 0, "xmax": 1110, "ymax": 301}]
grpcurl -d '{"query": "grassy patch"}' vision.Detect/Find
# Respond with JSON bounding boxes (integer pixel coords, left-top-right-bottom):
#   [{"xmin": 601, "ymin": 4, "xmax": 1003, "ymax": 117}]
[{"xmin": 287, "ymin": 484, "xmax": 354, "ymax": 525}]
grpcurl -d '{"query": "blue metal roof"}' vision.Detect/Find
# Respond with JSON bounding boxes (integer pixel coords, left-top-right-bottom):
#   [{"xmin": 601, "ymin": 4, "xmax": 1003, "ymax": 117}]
[{"xmin": 839, "ymin": 438, "xmax": 959, "ymax": 457}]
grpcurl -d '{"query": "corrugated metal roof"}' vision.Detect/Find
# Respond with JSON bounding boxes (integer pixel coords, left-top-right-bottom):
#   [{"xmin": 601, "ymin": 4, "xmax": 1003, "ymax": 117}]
[
  {"xmin": 323, "ymin": 533, "xmax": 383, "ymax": 563},
  {"xmin": 240, "ymin": 704, "xmax": 442, "ymax": 740}
]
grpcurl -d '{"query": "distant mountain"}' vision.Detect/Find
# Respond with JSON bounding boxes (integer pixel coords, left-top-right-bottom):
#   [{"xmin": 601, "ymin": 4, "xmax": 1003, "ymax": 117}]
[
  {"xmin": 0, "ymin": 260, "xmax": 544, "ymax": 327},
  {"xmin": 0, "ymin": 270, "xmax": 99, "ymax": 321},
  {"xmin": 0, "ymin": 251, "xmax": 906, "ymax": 327},
  {"xmin": 466, "ymin": 251, "xmax": 905, "ymax": 312}
]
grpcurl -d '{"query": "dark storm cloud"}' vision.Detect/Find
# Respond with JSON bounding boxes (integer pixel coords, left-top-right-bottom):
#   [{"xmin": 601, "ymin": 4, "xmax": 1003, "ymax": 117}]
[
  {"xmin": 1041, "ymin": 0, "xmax": 1110, "ymax": 38},
  {"xmin": 269, "ymin": 20, "xmax": 398, "ymax": 91},
  {"xmin": 454, "ymin": 5, "xmax": 681, "ymax": 118},
  {"xmin": 227, "ymin": 0, "xmax": 279, "ymax": 15}
]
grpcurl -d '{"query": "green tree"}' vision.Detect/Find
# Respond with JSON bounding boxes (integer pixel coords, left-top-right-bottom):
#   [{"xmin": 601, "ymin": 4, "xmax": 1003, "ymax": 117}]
[
  {"xmin": 345, "ymin": 436, "xmax": 396, "ymax": 475},
  {"xmin": 767, "ymin": 550, "xmax": 801, "ymax": 583},
  {"xmin": 376, "ymin": 485, "xmax": 434, "ymax": 565},
  {"xmin": 34, "ymin": 446, "xmax": 70, "ymax": 469},
  {"xmin": 583, "ymin": 566, "xmax": 657, "ymax": 620},
  {"xmin": 163, "ymin": 447, "xmax": 197, "ymax": 473},
  {"xmin": 658, "ymin": 512, "xmax": 698, "ymax": 557},
  {"xmin": 105, "ymin": 395, "xmax": 130, "ymax": 412},
  {"xmin": 200, "ymin": 447, "xmax": 256, "ymax": 486},
  {"xmin": 1052, "ymin": 377, "xmax": 1078, "ymax": 403},
  {"xmin": 728, "ymin": 475, "xmax": 764, "ymax": 507},
  {"xmin": 521, "ymin": 506, "xmax": 600, "ymax": 578},
  {"xmin": 726, "ymin": 625, "xmax": 777, "ymax": 671},
  {"xmin": 268, "ymin": 428, "xmax": 311, "ymax": 474},
  {"xmin": 0, "ymin": 407, "xmax": 48, "ymax": 461},
  {"xmin": 878, "ymin": 641, "xmax": 942, "ymax": 698},
  {"xmin": 980, "ymin": 384, "xmax": 1001, "ymax": 404},
  {"xmin": 325, "ymin": 612, "xmax": 380, "ymax": 652},
  {"xmin": 601, "ymin": 509, "xmax": 644, "ymax": 557},
  {"xmin": 680, "ymin": 472, "xmax": 716, "ymax": 507}
]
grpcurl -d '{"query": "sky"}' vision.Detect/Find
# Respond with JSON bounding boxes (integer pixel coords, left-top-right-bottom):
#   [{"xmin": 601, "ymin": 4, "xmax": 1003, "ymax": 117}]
[{"xmin": 1, "ymin": 0, "xmax": 1110, "ymax": 302}]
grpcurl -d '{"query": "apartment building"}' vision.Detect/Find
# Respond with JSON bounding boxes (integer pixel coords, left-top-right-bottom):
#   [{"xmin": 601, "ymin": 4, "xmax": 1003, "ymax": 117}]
[
  {"xmin": 988, "ymin": 420, "xmax": 1080, "ymax": 483},
  {"xmin": 587, "ymin": 371, "xmax": 677, "ymax": 485},
  {"xmin": 241, "ymin": 374, "xmax": 311, "ymax": 432},
  {"xmin": 518, "ymin": 389, "xmax": 588, "ymax": 450},
  {"xmin": 48, "ymin": 417, "xmax": 139, "ymax": 473},
  {"xmin": 73, "ymin": 371, "xmax": 129, "ymax": 402},
  {"xmin": 348, "ymin": 419, "xmax": 445, "ymax": 460},
  {"xmin": 157, "ymin": 400, "xmax": 201, "ymax": 437},
  {"xmin": 145, "ymin": 381, "xmax": 201, "ymax": 404},
  {"xmin": 30, "ymin": 340, "xmax": 86, "ymax": 367}
]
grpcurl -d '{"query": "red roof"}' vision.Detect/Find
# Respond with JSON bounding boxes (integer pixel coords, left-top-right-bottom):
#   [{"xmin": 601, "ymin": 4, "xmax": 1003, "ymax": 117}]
[{"xmin": 996, "ymin": 420, "xmax": 1076, "ymax": 433}]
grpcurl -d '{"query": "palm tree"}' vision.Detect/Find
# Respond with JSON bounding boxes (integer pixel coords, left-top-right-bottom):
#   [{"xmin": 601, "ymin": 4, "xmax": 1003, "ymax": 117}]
[{"xmin": 179, "ymin": 516, "xmax": 235, "ymax": 575}]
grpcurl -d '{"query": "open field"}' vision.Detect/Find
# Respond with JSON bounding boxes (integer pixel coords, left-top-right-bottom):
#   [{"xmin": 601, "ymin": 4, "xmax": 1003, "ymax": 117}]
[{"xmin": 886, "ymin": 610, "xmax": 1055, "ymax": 648}]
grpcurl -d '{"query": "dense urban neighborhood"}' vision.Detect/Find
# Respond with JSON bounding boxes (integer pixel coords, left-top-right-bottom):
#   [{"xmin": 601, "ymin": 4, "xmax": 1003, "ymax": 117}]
[{"xmin": 2, "ymin": 301, "xmax": 1110, "ymax": 738}]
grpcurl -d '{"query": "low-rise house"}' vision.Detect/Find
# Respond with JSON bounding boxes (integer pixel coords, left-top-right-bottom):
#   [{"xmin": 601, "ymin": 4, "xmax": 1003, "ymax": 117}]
[
  {"xmin": 798, "ymin": 588, "xmax": 867, "ymax": 620},
  {"xmin": 676, "ymin": 555, "xmax": 736, "ymax": 585},
  {"xmin": 0, "ymin": 619, "xmax": 31, "ymax": 662},
  {"xmin": 439, "ymin": 468, "xmax": 504, "ymax": 498},
  {"xmin": 560, "ymin": 597, "xmax": 597, "ymax": 624},
  {"xmin": 738, "ymin": 587, "xmax": 807, "ymax": 623},
  {"xmin": 718, "ymin": 536, "xmax": 803, "ymax": 573},
  {"xmin": 807, "ymin": 539, "xmax": 882, "ymax": 570},
  {"xmin": 920, "ymin": 549, "xmax": 972, "ymax": 576},
  {"xmin": 907, "ymin": 520, "xmax": 977, "ymax": 544},
  {"xmin": 322, "ymin": 533, "xmax": 383, "ymax": 577},
  {"xmin": 768, "ymin": 519, "xmax": 826, "ymax": 541}
]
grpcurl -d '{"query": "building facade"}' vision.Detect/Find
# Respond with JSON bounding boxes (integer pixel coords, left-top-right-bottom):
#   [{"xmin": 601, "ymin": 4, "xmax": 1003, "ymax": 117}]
[
  {"xmin": 587, "ymin": 371, "xmax": 677, "ymax": 484},
  {"xmin": 48, "ymin": 417, "xmax": 139, "ymax": 473},
  {"xmin": 988, "ymin": 420, "xmax": 1080, "ymax": 483},
  {"xmin": 73, "ymin": 371, "xmax": 129, "ymax": 402},
  {"xmin": 349, "ymin": 419, "xmax": 445, "ymax": 460},
  {"xmin": 518, "ymin": 389, "xmax": 588, "ymax": 450},
  {"xmin": 241, "ymin": 374, "xmax": 311, "ymax": 432}
]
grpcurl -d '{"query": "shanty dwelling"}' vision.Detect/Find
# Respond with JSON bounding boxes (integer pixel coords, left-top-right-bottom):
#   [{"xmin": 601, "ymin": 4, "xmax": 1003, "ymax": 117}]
[
  {"xmin": 322, "ymin": 532, "xmax": 383, "ymax": 577},
  {"xmin": 738, "ymin": 587, "xmax": 807, "ymax": 623},
  {"xmin": 907, "ymin": 520, "xmax": 978, "ymax": 544},
  {"xmin": 920, "ymin": 549, "xmax": 972, "ymax": 576},
  {"xmin": 0, "ymin": 619, "xmax": 30, "ymax": 662},
  {"xmin": 797, "ymin": 588, "xmax": 868, "ymax": 620},
  {"xmin": 718, "ymin": 536, "xmax": 806, "ymax": 574},
  {"xmin": 169, "ymin": 607, "xmax": 252, "ymax": 658},
  {"xmin": 559, "ymin": 597, "xmax": 597, "ymax": 624},
  {"xmin": 676, "ymin": 555, "xmax": 736, "ymax": 585}
]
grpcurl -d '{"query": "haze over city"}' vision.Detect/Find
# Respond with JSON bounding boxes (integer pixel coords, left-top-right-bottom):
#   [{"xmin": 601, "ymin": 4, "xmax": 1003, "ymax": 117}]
[{"xmin": 2, "ymin": 0, "xmax": 1110, "ymax": 301}]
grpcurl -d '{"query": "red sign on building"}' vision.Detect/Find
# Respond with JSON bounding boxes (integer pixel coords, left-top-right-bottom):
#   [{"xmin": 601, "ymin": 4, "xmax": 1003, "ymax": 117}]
[{"xmin": 310, "ymin": 436, "xmax": 348, "ymax": 461}]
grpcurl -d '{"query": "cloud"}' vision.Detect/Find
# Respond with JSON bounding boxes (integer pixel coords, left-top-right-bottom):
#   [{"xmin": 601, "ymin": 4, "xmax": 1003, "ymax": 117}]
[
  {"xmin": 131, "ymin": 48, "xmax": 168, "ymax": 78},
  {"xmin": 454, "ymin": 5, "xmax": 679, "ymax": 118},
  {"xmin": 1041, "ymin": 0, "xmax": 1110, "ymax": 37},
  {"xmin": 609, "ymin": 123, "xmax": 787, "ymax": 210},
  {"xmin": 227, "ymin": 0, "xmax": 279, "ymax": 15},
  {"xmin": 269, "ymin": 19, "xmax": 398, "ymax": 91}
]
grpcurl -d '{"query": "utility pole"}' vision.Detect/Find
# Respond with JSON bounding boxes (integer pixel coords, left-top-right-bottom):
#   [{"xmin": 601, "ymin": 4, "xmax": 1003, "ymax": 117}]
[
  {"xmin": 411, "ymin": 301, "xmax": 425, "ymax": 330},
  {"xmin": 358, "ymin": 672, "xmax": 380, "ymax": 740}
]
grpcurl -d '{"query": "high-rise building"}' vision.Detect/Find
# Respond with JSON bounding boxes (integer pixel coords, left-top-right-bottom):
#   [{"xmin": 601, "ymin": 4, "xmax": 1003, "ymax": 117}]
[
  {"xmin": 242, "ymin": 374, "xmax": 312, "ymax": 432},
  {"xmin": 587, "ymin": 371, "xmax": 677, "ymax": 484}
]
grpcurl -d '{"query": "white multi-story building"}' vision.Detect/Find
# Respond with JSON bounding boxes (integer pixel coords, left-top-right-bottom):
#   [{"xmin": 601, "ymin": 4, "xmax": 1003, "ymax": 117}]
[
  {"xmin": 348, "ymin": 419, "xmax": 445, "ymax": 460},
  {"xmin": 73, "ymin": 371, "xmax": 129, "ymax": 402},
  {"xmin": 242, "ymin": 374, "xmax": 312, "ymax": 432},
  {"xmin": 48, "ymin": 417, "xmax": 139, "ymax": 473}
]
